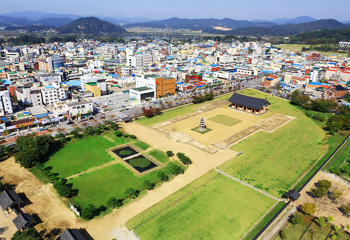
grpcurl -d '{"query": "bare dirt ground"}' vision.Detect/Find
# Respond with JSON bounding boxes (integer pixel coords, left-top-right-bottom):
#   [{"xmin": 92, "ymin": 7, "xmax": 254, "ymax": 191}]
[
  {"xmin": 0, "ymin": 207, "xmax": 17, "ymax": 239},
  {"xmin": 164, "ymin": 107, "xmax": 262, "ymax": 144},
  {"xmin": 297, "ymin": 171, "xmax": 350, "ymax": 229},
  {"xmin": 0, "ymin": 122, "xmax": 237, "ymax": 240}
]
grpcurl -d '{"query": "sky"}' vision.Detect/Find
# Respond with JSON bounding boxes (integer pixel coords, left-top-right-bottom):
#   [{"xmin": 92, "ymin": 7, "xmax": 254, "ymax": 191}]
[{"xmin": 1, "ymin": 0, "xmax": 350, "ymax": 21}]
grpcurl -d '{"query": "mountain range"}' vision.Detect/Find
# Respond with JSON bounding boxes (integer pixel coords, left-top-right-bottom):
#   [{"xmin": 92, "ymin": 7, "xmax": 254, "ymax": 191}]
[{"xmin": 0, "ymin": 11, "xmax": 349, "ymax": 37}]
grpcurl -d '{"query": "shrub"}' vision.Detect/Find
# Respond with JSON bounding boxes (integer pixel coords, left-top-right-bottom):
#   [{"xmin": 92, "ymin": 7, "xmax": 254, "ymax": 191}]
[
  {"xmin": 81, "ymin": 204, "xmax": 96, "ymax": 219},
  {"xmin": 166, "ymin": 150, "xmax": 173, "ymax": 157},
  {"xmin": 129, "ymin": 135, "xmax": 137, "ymax": 139},
  {"xmin": 157, "ymin": 171, "xmax": 168, "ymax": 182},
  {"xmin": 114, "ymin": 130, "xmax": 123, "ymax": 137},
  {"xmin": 123, "ymin": 133, "xmax": 129, "ymax": 138},
  {"xmin": 342, "ymin": 203, "xmax": 350, "ymax": 214},
  {"xmin": 128, "ymin": 158, "xmax": 151, "ymax": 168},
  {"xmin": 125, "ymin": 188, "xmax": 139, "ymax": 199},
  {"xmin": 171, "ymin": 164, "xmax": 184, "ymax": 176},
  {"xmin": 144, "ymin": 180, "xmax": 155, "ymax": 190},
  {"xmin": 176, "ymin": 152, "xmax": 192, "ymax": 165},
  {"xmin": 280, "ymin": 230, "xmax": 287, "ymax": 239},
  {"xmin": 119, "ymin": 150, "xmax": 132, "ymax": 156},
  {"xmin": 305, "ymin": 112, "xmax": 313, "ymax": 118},
  {"xmin": 290, "ymin": 213, "xmax": 303, "ymax": 225},
  {"xmin": 315, "ymin": 217, "xmax": 326, "ymax": 227}
]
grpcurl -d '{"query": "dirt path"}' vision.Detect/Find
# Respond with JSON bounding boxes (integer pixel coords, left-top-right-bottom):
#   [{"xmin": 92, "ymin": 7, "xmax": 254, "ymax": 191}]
[
  {"xmin": 66, "ymin": 159, "xmax": 120, "ymax": 179},
  {"xmin": 0, "ymin": 122, "xmax": 237, "ymax": 240}
]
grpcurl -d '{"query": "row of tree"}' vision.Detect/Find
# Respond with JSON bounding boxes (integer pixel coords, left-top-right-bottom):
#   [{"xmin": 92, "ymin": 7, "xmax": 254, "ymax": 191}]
[
  {"xmin": 141, "ymin": 106, "xmax": 162, "ymax": 118},
  {"xmin": 192, "ymin": 92, "xmax": 214, "ymax": 104}
]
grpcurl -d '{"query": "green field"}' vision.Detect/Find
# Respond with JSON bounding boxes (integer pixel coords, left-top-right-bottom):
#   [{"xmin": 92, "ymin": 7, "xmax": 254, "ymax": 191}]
[
  {"xmin": 127, "ymin": 171, "xmax": 276, "ymax": 240},
  {"xmin": 208, "ymin": 114, "xmax": 242, "ymax": 126},
  {"xmin": 68, "ymin": 161, "xmax": 177, "ymax": 209},
  {"xmin": 135, "ymin": 100, "xmax": 220, "ymax": 127},
  {"xmin": 276, "ymin": 215, "xmax": 350, "ymax": 240},
  {"xmin": 218, "ymin": 89, "xmax": 327, "ymax": 197},
  {"xmin": 276, "ymin": 44, "xmax": 346, "ymax": 56},
  {"xmin": 44, "ymin": 136, "xmax": 115, "ymax": 178},
  {"xmin": 42, "ymin": 131, "xmax": 183, "ymax": 209}
]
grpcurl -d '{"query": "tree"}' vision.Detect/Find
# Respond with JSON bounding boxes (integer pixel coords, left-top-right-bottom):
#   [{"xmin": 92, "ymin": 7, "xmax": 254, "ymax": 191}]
[
  {"xmin": 318, "ymin": 179, "xmax": 332, "ymax": 189},
  {"xmin": 110, "ymin": 122, "xmax": 119, "ymax": 130},
  {"xmin": 166, "ymin": 150, "xmax": 173, "ymax": 157},
  {"xmin": 311, "ymin": 187, "xmax": 328, "ymax": 198},
  {"xmin": 14, "ymin": 134, "xmax": 55, "ymax": 168},
  {"xmin": 53, "ymin": 179, "xmax": 72, "ymax": 198},
  {"xmin": 332, "ymin": 225, "xmax": 340, "ymax": 231},
  {"xmin": 154, "ymin": 107, "xmax": 162, "ymax": 115},
  {"xmin": 301, "ymin": 202, "xmax": 316, "ymax": 215},
  {"xmin": 279, "ymin": 229, "xmax": 287, "ymax": 239},
  {"xmin": 327, "ymin": 216, "xmax": 334, "ymax": 222},
  {"xmin": 331, "ymin": 189, "xmax": 343, "ymax": 200},
  {"xmin": 81, "ymin": 204, "xmax": 96, "ymax": 219},
  {"xmin": 144, "ymin": 180, "xmax": 155, "ymax": 190},
  {"xmin": 290, "ymin": 213, "xmax": 303, "ymax": 225},
  {"xmin": 56, "ymin": 133, "xmax": 66, "ymax": 143},
  {"xmin": 341, "ymin": 203, "xmax": 350, "ymax": 215},
  {"xmin": 107, "ymin": 197, "xmax": 119, "ymax": 209},
  {"xmin": 142, "ymin": 107, "xmax": 155, "ymax": 118},
  {"xmin": 125, "ymin": 188, "xmax": 139, "ymax": 199},
  {"xmin": 11, "ymin": 228, "xmax": 41, "ymax": 240},
  {"xmin": 315, "ymin": 217, "xmax": 327, "ymax": 227}
]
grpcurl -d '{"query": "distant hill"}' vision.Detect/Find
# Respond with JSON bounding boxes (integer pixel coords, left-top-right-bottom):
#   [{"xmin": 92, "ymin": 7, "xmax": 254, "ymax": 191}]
[
  {"xmin": 208, "ymin": 19, "xmax": 350, "ymax": 37},
  {"xmin": 1, "ymin": 11, "xmax": 81, "ymax": 21},
  {"xmin": 126, "ymin": 17, "xmax": 276, "ymax": 30},
  {"xmin": 272, "ymin": 16, "xmax": 317, "ymax": 24},
  {"xmin": 99, "ymin": 17, "xmax": 125, "ymax": 26},
  {"xmin": 58, "ymin": 17, "xmax": 126, "ymax": 35},
  {"xmin": 34, "ymin": 17, "xmax": 74, "ymax": 27},
  {"xmin": 289, "ymin": 28, "xmax": 350, "ymax": 44},
  {"xmin": 0, "ymin": 15, "xmax": 31, "ymax": 26}
]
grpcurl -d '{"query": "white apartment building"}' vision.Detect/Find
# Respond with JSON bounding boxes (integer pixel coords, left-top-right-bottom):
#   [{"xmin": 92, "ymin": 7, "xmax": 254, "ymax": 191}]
[
  {"xmin": 35, "ymin": 72, "xmax": 62, "ymax": 83},
  {"xmin": 236, "ymin": 67, "xmax": 254, "ymax": 76},
  {"xmin": 127, "ymin": 53, "xmax": 159, "ymax": 68},
  {"xmin": 67, "ymin": 101, "xmax": 93, "ymax": 118},
  {"xmin": 135, "ymin": 75, "xmax": 157, "ymax": 89},
  {"xmin": 0, "ymin": 86, "xmax": 13, "ymax": 116},
  {"xmin": 41, "ymin": 85, "xmax": 66, "ymax": 106},
  {"xmin": 16, "ymin": 86, "xmax": 43, "ymax": 106}
]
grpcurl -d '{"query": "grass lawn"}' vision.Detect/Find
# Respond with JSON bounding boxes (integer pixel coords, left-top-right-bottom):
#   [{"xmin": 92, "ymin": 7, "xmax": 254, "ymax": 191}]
[
  {"xmin": 44, "ymin": 136, "xmax": 115, "ymax": 178},
  {"xmin": 69, "ymin": 162, "xmax": 178, "ymax": 209},
  {"xmin": 148, "ymin": 149, "xmax": 169, "ymax": 163},
  {"xmin": 135, "ymin": 100, "xmax": 222, "ymax": 127},
  {"xmin": 218, "ymin": 89, "xmax": 327, "ymax": 197},
  {"xmin": 191, "ymin": 127, "xmax": 212, "ymax": 134},
  {"xmin": 276, "ymin": 215, "xmax": 350, "ymax": 240},
  {"xmin": 208, "ymin": 114, "xmax": 242, "ymax": 126},
  {"xmin": 126, "ymin": 171, "xmax": 276, "ymax": 240},
  {"xmin": 243, "ymin": 202, "xmax": 285, "ymax": 240}
]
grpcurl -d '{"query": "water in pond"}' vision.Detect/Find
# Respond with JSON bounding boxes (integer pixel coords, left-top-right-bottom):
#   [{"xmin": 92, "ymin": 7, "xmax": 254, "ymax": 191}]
[
  {"xmin": 113, "ymin": 146, "xmax": 138, "ymax": 158},
  {"xmin": 125, "ymin": 155, "xmax": 158, "ymax": 173}
]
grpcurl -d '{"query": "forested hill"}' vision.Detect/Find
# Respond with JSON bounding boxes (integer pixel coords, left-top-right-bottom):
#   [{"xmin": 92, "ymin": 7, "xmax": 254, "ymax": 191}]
[{"xmin": 58, "ymin": 17, "xmax": 126, "ymax": 35}]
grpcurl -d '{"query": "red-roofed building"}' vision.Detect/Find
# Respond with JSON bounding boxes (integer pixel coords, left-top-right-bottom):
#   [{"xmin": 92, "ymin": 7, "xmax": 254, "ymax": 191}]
[
  {"xmin": 291, "ymin": 76, "xmax": 308, "ymax": 85},
  {"xmin": 306, "ymin": 52, "xmax": 321, "ymax": 61},
  {"xmin": 326, "ymin": 67, "xmax": 341, "ymax": 79},
  {"xmin": 323, "ymin": 85, "xmax": 349, "ymax": 100},
  {"xmin": 262, "ymin": 75, "xmax": 279, "ymax": 88}
]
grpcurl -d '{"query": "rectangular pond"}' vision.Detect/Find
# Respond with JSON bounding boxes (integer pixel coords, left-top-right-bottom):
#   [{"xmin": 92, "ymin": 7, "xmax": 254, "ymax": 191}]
[
  {"xmin": 112, "ymin": 146, "xmax": 139, "ymax": 159},
  {"xmin": 125, "ymin": 155, "xmax": 158, "ymax": 173}
]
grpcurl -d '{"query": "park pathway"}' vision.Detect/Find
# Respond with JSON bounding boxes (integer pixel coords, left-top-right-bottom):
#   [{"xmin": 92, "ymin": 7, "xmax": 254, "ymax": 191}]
[
  {"xmin": 214, "ymin": 169, "xmax": 283, "ymax": 202},
  {"xmin": 66, "ymin": 160, "xmax": 120, "ymax": 179}
]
